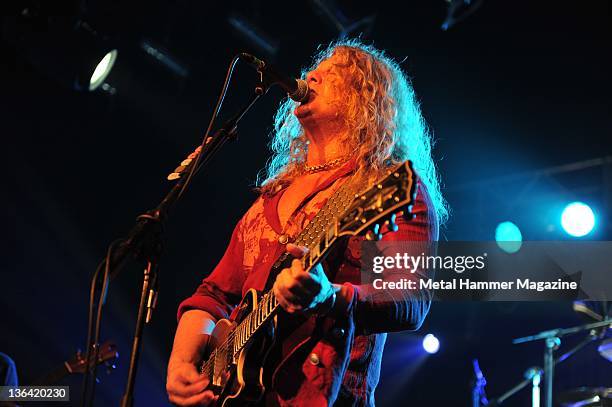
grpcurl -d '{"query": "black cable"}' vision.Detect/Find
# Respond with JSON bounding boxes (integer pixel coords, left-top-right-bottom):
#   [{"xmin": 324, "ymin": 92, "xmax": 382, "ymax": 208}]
[
  {"xmin": 81, "ymin": 260, "xmax": 104, "ymax": 406},
  {"xmin": 177, "ymin": 55, "xmax": 241, "ymax": 200},
  {"xmin": 81, "ymin": 238, "xmax": 123, "ymax": 407}
]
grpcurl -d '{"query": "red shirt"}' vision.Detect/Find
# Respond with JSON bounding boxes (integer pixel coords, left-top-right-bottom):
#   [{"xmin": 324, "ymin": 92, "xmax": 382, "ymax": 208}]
[{"xmin": 178, "ymin": 161, "xmax": 438, "ymax": 406}]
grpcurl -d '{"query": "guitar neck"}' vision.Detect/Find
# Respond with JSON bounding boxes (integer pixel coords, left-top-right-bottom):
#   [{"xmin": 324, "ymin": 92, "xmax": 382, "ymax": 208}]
[
  {"xmin": 30, "ymin": 342, "xmax": 118, "ymax": 385},
  {"xmin": 233, "ymin": 218, "xmax": 341, "ymax": 353},
  {"xmin": 30, "ymin": 363, "xmax": 70, "ymax": 386}
]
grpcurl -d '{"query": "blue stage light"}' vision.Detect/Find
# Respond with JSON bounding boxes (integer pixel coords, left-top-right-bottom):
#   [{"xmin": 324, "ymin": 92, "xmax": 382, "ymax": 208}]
[
  {"xmin": 422, "ymin": 334, "xmax": 440, "ymax": 354},
  {"xmin": 561, "ymin": 202, "xmax": 595, "ymax": 237},
  {"xmin": 495, "ymin": 221, "xmax": 522, "ymax": 254}
]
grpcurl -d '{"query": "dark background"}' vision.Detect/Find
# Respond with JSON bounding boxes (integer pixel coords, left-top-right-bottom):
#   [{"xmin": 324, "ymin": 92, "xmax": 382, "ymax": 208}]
[{"xmin": 1, "ymin": 1, "xmax": 611, "ymax": 405}]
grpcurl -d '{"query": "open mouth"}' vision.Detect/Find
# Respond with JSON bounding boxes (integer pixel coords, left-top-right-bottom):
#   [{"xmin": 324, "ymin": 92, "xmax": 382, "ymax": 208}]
[{"xmin": 300, "ymin": 90, "xmax": 315, "ymax": 105}]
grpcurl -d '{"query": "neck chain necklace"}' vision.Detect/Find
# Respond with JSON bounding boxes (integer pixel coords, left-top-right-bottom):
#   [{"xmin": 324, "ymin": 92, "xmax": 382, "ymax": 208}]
[{"xmin": 303, "ymin": 156, "xmax": 348, "ymax": 174}]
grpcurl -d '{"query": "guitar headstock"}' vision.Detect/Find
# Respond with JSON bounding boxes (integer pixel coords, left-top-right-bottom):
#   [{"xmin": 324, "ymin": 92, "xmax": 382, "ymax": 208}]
[
  {"xmin": 68, "ymin": 341, "xmax": 119, "ymax": 374},
  {"xmin": 337, "ymin": 161, "xmax": 416, "ymax": 240}
]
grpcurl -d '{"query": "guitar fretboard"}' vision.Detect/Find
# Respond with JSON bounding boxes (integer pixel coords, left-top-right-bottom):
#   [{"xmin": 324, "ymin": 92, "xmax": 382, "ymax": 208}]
[{"xmin": 232, "ymin": 175, "xmax": 362, "ymax": 352}]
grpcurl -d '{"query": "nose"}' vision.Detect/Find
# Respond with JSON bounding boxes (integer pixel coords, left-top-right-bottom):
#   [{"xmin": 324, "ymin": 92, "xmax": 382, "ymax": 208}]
[{"xmin": 306, "ymin": 70, "xmax": 321, "ymax": 86}]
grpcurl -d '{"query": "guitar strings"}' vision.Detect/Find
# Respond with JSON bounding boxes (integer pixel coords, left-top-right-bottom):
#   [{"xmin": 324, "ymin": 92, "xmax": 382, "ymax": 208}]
[{"xmin": 200, "ymin": 293, "xmax": 274, "ymax": 378}]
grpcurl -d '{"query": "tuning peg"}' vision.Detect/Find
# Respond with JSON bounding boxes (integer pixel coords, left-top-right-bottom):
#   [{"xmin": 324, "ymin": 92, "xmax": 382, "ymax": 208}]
[
  {"xmin": 388, "ymin": 213, "xmax": 399, "ymax": 232},
  {"xmin": 372, "ymin": 224, "xmax": 383, "ymax": 241},
  {"xmin": 403, "ymin": 205, "xmax": 415, "ymax": 220},
  {"xmin": 105, "ymin": 361, "xmax": 117, "ymax": 375}
]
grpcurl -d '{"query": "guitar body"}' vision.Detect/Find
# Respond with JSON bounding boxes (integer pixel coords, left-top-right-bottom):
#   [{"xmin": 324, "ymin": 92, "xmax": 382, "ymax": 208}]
[{"xmin": 208, "ymin": 289, "xmax": 277, "ymax": 407}]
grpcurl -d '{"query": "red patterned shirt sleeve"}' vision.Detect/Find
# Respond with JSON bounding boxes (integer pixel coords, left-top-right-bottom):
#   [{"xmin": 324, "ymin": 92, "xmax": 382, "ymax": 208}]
[
  {"xmin": 334, "ymin": 180, "xmax": 438, "ymax": 334},
  {"xmin": 177, "ymin": 218, "xmax": 246, "ymax": 322}
]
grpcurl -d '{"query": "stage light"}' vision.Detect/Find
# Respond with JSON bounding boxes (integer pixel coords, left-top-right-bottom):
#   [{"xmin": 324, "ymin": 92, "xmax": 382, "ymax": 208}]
[
  {"xmin": 495, "ymin": 221, "xmax": 522, "ymax": 254},
  {"xmin": 309, "ymin": 1, "xmax": 376, "ymax": 39},
  {"xmin": 89, "ymin": 50, "xmax": 117, "ymax": 91},
  {"xmin": 561, "ymin": 202, "xmax": 595, "ymax": 237},
  {"xmin": 422, "ymin": 334, "xmax": 440, "ymax": 354},
  {"xmin": 141, "ymin": 40, "xmax": 189, "ymax": 78},
  {"xmin": 227, "ymin": 14, "xmax": 279, "ymax": 58},
  {"xmin": 3, "ymin": 13, "xmax": 117, "ymax": 92}
]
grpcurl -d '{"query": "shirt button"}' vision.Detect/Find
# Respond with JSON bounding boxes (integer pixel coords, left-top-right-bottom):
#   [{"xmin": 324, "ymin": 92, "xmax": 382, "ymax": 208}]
[
  {"xmin": 308, "ymin": 353, "xmax": 320, "ymax": 366},
  {"xmin": 331, "ymin": 327, "xmax": 345, "ymax": 339},
  {"xmin": 278, "ymin": 234, "xmax": 289, "ymax": 245}
]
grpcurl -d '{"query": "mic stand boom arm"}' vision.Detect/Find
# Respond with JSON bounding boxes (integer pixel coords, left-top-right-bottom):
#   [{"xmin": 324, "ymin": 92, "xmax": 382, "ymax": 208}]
[
  {"xmin": 510, "ymin": 319, "xmax": 612, "ymax": 407},
  {"xmin": 109, "ymin": 90, "xmax": 262, "ymax": 279}
]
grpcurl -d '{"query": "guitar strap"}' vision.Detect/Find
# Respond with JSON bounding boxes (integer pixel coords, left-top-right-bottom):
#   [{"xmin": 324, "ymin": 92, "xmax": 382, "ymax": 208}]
[{"xmin": 263, "ymin": 172, "xmax": 366, "ymax": 291}]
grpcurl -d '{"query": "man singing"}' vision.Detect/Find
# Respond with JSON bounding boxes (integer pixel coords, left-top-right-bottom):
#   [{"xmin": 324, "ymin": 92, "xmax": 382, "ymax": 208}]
[{"xmin": 166, "ymin": 39, "xmax": 447, "ymax": 406}]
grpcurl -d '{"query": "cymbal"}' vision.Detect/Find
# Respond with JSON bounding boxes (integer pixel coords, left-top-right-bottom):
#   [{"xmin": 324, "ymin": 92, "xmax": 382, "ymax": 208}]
[{"xmin": 558, "ymin": 387, "xmax": 612, "ymax": 407}]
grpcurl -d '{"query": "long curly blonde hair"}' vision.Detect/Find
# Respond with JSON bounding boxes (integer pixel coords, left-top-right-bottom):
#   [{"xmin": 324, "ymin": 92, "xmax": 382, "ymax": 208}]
[{"xmin": 257, "ymin": 39, "xmax": 448, "ymax": 225}]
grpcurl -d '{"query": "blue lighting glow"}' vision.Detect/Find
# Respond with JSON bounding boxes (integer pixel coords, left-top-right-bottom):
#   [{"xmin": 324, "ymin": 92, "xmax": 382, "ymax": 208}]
[
  {"xmin": 495, "ymin": 221, "xmax": 522, "ymax": 254},
  {"xmin": 422, "ymin": 334, "xmax": 440, "ymax": 354},
  {"xmin": 561, "ymin": 202, "xmax": 595, "ymax": 237}
]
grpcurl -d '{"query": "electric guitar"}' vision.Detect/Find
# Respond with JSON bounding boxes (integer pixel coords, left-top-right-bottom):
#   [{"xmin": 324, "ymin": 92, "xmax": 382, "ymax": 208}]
[
  {"xmin": 31, "ymin": 341, "xmax": 119, "ymax": 385},
  {"xmin": 200, "ymin": 161, "xmax": 416, "ymax": 406}
]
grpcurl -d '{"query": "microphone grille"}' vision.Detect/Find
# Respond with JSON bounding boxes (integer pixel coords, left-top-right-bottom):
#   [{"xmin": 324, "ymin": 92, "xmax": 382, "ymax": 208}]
[{"xmin": 289, "ymin": 79, "xmax": 309, "ymax": 102}]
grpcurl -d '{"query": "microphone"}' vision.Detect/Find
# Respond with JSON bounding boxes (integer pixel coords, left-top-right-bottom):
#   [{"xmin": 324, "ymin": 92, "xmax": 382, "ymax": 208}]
[{"xmin": 240, "ymin": 53, "xmax": 309, "ymax": 102}]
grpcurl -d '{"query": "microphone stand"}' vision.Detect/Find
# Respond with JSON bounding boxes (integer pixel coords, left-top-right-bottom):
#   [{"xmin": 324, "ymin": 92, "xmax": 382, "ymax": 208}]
[
  {"xmin": 483, "ymin": 319, "xmax": 611, "ymax": 407},
  {"xmin": 511, "ymin": 319, "xmax": 612, "ymax": 407},
  {"xmin": 487, "ymin": 367, "xmax": 542, "ymax": 407},
  {"xmin": 81, "ymin": 70, "xmax": 266, "ymax": 407}
]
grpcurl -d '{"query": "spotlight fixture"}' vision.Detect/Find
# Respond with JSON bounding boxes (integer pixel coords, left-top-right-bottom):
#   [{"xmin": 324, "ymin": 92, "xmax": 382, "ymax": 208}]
[
  {"xmin": 422, "ymin": 334, "xmax": 440, "ymax": 354},
  {"xmin": 495, "ymin": 221, "xmax": 522, "ymax": 254},
  {"xmin": 87, "ymin": 48, "xmax": 118, "ymax": 91},
  {"xmin": 2, "ymin": 9, "xmax": 118, "ymax": 92},
  {"xmin": 227, "ymin": 14, "xmax": 279, "ymax": 59},
  {"xmin": 309, "ymin": 0, "xmax": 376, "ymax": 39},
  {"xmin": 561, "ymin": 202, "xmax": 595, "ymax": 237}
]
